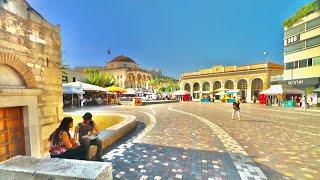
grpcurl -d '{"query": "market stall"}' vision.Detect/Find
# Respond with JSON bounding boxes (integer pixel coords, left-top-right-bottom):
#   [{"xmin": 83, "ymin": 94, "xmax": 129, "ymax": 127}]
[
  {"xmin": 215, "ymin": 91, "xmax": 228, "ymax": 102},
  {"xmin": 173, "ymin": 90, "xmax": 191, "ymax": 101},
  {"xmin": 214, "ymin": 88, "xmax": 230, "ymax": 101},
  {"xmin": 261, "ymin": 85, "xmax": 304, "ymax": 107},
  {"xmin": 106, "ymin": 86, "xmax": 128, "ymax": 104},
  {"xmin": 62, "ymin": 85, "xmax": 85, "ymax": 107},
  {"xmin": 63, "ymin": 81, "xmax": 109, "ymax": 106},
  {"xmin": 226, "ymin": 89, "xmax": 240, "ymax": 103}
]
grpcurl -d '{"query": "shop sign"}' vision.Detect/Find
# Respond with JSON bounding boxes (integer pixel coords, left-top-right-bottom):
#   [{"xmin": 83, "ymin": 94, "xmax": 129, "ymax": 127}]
[
  {"xmin": 287, "ymin": 79, "xmax": 304, "ymax": 85},
  {"xmin": 286, "ymin": 35, "xmax": 300, "ymax": 45}
]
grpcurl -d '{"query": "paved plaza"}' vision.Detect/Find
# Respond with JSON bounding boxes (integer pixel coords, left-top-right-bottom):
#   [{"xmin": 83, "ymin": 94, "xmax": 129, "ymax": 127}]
[{"xmin": 67, "ymin": 102, "xmax": 320, "ymax": 179}]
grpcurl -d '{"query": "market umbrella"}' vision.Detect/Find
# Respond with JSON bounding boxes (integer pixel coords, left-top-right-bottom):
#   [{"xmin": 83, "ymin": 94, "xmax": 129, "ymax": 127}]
[
  {"xmin": 63, "ymin": 86, "xmax": 85, "ymax": 94},
  {"xmin": 173, "ymin": 90, "xmax": 191, "ymax": 96},
  {"xmin": 214, "ymin": 87, "xmax": 230, "ymax": 92},
  {"xmin": 106, "ymin": 86, "xmax": 127, "ymax": 93},
  {"xmin": 63, "ymin": 81, "xmax": 108, "ymax": 92},
  {"xmin": 216, "ymin": 91, "xmax": 227, "ymax": 96},
  {"xmin": 226, "ymin": 89, "xmax": 240, "ymax": 94}
]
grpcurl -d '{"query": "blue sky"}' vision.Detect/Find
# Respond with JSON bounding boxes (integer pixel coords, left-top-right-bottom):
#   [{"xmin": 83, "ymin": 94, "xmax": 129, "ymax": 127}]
[{"xmin": 28, "ymin": 0, "xmax": 313, "ymax": 78}]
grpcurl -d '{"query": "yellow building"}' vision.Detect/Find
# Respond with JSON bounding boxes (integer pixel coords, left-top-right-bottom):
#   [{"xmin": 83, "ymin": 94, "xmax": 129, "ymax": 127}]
[
  {"xmin": 283, "ymin": 11, "xmax": 320, "ymax": 89},
  {"xmin": 102, "ymin": 56, "xmax": 152, "ymax": 89},
  {"xmin": 67, "ymin": 56, "xmax": 153, "ymax": 89},
  {"xmin": 180, "ymin": 63, "xmax": 283, "ymax": 102}
]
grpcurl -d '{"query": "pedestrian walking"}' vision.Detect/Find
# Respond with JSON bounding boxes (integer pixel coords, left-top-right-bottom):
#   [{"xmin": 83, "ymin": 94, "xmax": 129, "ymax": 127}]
[
  {"xmin": 301, "ymin": 97, "xmax": 307, "ymax": 111},
  {"xmin": 232, "ymin": 99, "xmax": 241, "ymax": 120}
]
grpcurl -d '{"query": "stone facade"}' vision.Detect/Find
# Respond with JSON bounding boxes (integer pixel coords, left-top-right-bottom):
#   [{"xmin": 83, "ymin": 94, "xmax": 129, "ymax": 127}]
[
  {"xmin": 103, "ymin": 56, "xmax": 152, "ymax": 89},
  {"xmin": 180, "ymin": 63, "xmax": 284, "ymax": 102},
  {"xmin": 71, "ymin": 55, "xmax": 153, "ymax": 89},
  {"xmin": 0, "ymin": 0, "xmax": 62, "ymax": 157}
]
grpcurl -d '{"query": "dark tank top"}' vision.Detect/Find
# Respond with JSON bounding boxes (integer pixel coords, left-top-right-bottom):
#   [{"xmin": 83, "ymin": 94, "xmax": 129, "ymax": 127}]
[{"xmin": 78, "ymin": 122, "xmax": 94, "ymax": 144}]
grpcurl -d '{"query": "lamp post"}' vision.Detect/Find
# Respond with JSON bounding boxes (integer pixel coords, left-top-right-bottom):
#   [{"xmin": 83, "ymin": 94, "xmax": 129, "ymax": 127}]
[{"xmin": 263, "ymin": 51, "xmax": 269, "ymax": 64}]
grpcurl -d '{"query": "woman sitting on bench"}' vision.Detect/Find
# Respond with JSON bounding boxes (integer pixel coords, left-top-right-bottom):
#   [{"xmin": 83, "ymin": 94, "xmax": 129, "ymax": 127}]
[{"xmin": 49, "ymin": 117, "xmax": 87, "ymax": 160}]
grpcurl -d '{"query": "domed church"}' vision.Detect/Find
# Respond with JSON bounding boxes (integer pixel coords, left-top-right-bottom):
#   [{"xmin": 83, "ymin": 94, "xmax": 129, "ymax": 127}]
[{"xmin": 101, "ymin": 55, "xmax": 152, "ymax": 89}]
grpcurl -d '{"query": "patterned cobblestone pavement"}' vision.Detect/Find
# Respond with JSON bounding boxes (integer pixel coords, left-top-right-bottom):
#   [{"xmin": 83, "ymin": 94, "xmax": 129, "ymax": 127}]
[
  {"xmin": 92, "ymin": 105, "xmax": 265, "ymax": 179},
  {"xmin": 69, "ymin": 102, "xmax": 320, "ymax": 179},
  {"xmin": 172, "ymin": 102, "xmax": 320, "ymax": 179}
]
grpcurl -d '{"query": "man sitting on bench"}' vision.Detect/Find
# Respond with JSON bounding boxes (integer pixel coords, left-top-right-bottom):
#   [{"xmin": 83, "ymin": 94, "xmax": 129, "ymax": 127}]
[{"xmin": 75, "ymin": 112, "xmax": 103, "ymax": 161}]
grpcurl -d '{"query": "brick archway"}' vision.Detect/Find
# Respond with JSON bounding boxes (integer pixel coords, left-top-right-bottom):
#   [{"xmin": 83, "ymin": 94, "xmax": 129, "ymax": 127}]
[{"xmin": 0, "ymin": 52, "xmax": 37, "ymax": 88}]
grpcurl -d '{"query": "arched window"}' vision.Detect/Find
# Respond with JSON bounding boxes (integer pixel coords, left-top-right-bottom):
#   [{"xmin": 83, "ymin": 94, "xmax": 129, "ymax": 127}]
[
  {"xmin": 225, "ymin": 80, "xmax": 234, "ymax": 89},
  {"xmin": 193, "ymin": 83, "xmax": 200, "ymax": 91},
  {"xmin": 202, "ymin": 82, "xmax": 210, "ymax": 91},
  {"xmin": 184, "ymin": 83, "xmax": 191, "ymax": 91},
  {"xmin": 213, "ymin": 81, "xmax": 221, "ymax": 91}
]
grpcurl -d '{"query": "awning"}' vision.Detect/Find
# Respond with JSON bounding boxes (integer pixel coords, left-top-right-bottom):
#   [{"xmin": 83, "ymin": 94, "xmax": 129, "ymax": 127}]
[
  {"xmin": 173, "ymin": 90, "xmax": 191, "ymax": 96},
  {"xmin": 261, "ymin": 85, "xmax": 304, "ymax": 95},
  {"xmin": 226, "ymin": 89, "xmax": 240, "ymax": 94},
  {"xmin": 214, "ymin": 87, "xmax": 230, "ymax": 92},
  {"xmin": 216, "ymin": 91, "xmax": 227, "ymax": 96},
  {"xmin": 63, "ymin": 81, "xmax": 108, "ymax": 92},
  {"xmin": 63, "ymin": 86, "xmax": 85, "ymax": 94}
]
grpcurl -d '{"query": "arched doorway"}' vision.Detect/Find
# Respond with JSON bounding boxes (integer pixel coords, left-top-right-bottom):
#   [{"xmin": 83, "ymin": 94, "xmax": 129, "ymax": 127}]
[
  {"xmin": 0, "ymin": 65, "xmax": 27, "ymax": 161},
  {"xmin": 252, "ymin": 78, "xmax": 263, "ymax": 99},
  {"xmin": 237, "ymin": 79, "xmax": 248, "ymax": 100},
  {"xmin": 184, "ymin": 83, "xmax": 191, "ymax": 91},
  {"xmin": 193, "ymin": 82, "xmax": 200, "ymax": 99},
  {"xmin": 225, "ymin": 80, "xmax": 234, "ymax": 90}
]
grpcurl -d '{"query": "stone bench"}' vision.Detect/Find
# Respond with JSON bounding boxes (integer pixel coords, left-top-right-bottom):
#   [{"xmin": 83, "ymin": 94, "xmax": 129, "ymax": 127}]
[
  {"xmin": 87, "ymin": 114, "xmax": 136, "ymax": 160},
  {"xmin": 0, "ymin": 156, "xmax": 113, "ymax": 180}
]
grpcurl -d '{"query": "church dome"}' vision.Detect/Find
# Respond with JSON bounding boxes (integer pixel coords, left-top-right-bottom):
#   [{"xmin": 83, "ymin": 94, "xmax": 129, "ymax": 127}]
[{"xmin": 109, "ymin": 56, "xmax": 137, "ymax": 64}]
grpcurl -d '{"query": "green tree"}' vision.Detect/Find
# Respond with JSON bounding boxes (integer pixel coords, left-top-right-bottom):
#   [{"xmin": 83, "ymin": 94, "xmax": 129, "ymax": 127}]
[
  {"xmin": 305, "ymin": 86, "xmax": 315, "ymax": 95},
  {"xmin": 148, "ymin": 76, "xmax": 180, "ymax": 92},
  {"xmin": 84, "ymin": 68, "xmax": 115, "ymax": 87}
]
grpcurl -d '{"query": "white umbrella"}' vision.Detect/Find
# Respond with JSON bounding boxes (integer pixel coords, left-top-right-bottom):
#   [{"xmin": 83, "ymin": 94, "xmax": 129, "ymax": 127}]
[
  {"xmin": 63, "ymin": 86, "xmax": 85, "ymax": 94},
  {"xmin": 173, "ymin": 90, "xmax": 191, "ymax": 96},
  {"xmin": 216, "ymin": 91, "xmax": 227, "ymax": 96},
  {"xmin": 261, "ymin": 85, "xmax": 304, "ymax": 95},
  {"xmin": 214, "ymin": 87, "xmax": 230, "ymax": 92},
  {"xmin": 63, "ymin": 81, "xmax": 108, "ymax": 92}
]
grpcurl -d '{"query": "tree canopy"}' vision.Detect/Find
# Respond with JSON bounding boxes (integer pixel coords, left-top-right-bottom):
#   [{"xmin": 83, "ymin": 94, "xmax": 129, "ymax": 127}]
[
  {"xmin": 84, "ymin": 68, "xmax": 115, "ymax": 87},
  {"xmin": 149, "ymin": 76, "xmax": 180, "ymax": 92}
]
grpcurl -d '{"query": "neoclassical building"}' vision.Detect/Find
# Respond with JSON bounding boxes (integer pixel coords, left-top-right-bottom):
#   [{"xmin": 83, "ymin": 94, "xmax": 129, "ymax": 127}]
[
  {"xmin": 64, "ymin": 56, "xmax": 153, "ymax": 89},
  {"xmin": 102, "ymin": 56, "xmax": 152, "ymax": 89},
  {"xmin": 0, "ymin": 0, "xmax": 62, "ymax": 160},
  {"xmin": 180, "ymin": 63, "xmax": 284, "ymax": 102}
]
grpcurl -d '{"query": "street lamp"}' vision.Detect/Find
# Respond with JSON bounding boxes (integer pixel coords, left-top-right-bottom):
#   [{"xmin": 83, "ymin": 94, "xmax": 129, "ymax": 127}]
[{"xmin": 264, "ymin": 51, "xmax": 269, "ymax": 64}]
